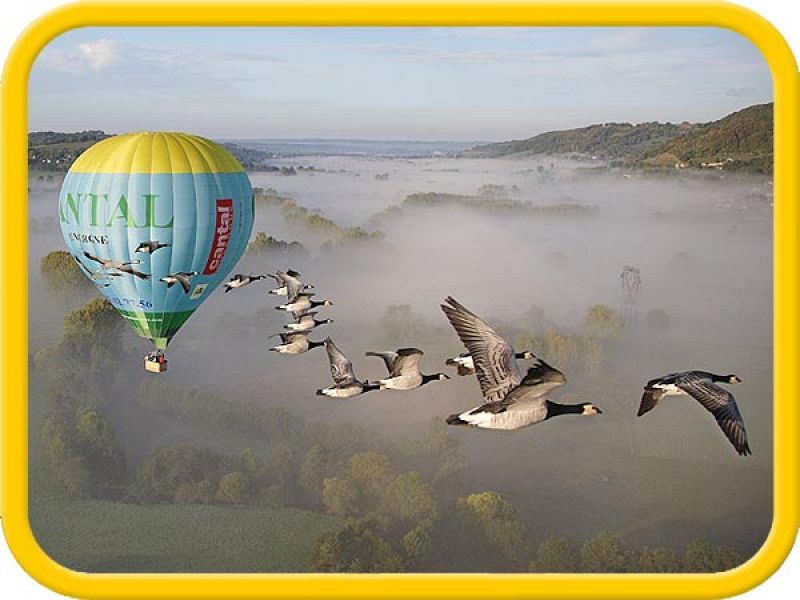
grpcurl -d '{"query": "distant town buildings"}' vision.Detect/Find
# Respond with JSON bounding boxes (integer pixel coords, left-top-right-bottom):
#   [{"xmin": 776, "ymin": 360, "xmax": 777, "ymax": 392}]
[{"xmin": 700, "ymin": 157, "xmax": 734, "ymax": 169}]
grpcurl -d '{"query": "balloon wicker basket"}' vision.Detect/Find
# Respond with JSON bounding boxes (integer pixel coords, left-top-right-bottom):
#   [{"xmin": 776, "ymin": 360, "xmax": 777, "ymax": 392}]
[{"xmin": 144, "ymin": 358, "xmax": 168, "ymax": 373}]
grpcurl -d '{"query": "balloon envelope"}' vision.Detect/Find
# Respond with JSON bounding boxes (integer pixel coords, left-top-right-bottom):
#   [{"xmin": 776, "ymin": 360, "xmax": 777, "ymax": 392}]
[{"xmin": 59, "ymin": 132, "xmax": 254, "ymax": 349}]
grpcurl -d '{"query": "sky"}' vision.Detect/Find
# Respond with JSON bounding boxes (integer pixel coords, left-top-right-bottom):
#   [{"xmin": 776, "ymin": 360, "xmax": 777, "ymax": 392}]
[{"xmin": 28, "ymin": 27, "xmax": 772, "ymax": 141}]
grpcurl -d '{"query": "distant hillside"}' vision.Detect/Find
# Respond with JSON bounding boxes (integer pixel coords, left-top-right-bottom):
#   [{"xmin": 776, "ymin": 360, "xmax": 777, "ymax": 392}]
[
  {"xmin": 28, "ymin": 130, "xmax": 110, "ymax": 171},
  {"xmin": 223, "ymin": 143, "xmax": 272, "ymax": 169},
  {"xmin": 28, "ymin": 132, "xmax": 289, "ymax": 173},
  {"xmin": 466, "ymin": 122, "xmax": 692, "ymax": 160},
  {"xmin": 467, "ymin": 103, "xmax": 773, "ymax": 174},
  {"xmin": 636, "ymin": 102, "xmax": 773, "ymax": 173}
]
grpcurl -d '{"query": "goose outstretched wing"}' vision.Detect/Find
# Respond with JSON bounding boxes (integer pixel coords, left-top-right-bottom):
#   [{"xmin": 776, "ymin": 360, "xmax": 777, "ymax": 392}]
[
  {"xmin": 518, "ymin": 358, "xmax": 566, "ymax": 397},
  {"xmin": 267, "ymin": 272, "xmax": 285, "ymax": 285},
  {"xmin": 83, "ymin": 251, "xmax": 105, "ymax": 266},
  {"xmin": 117, "ymin": 264, "xmax": 151, "ymax": 280},
  {"xmin": 677, "ymin": 379, "xmax": 751, "ymax": 456},
  {"xmin": 639, "ymin": 371, "xmax": 718, "ymax": 417},
  {"xmin": 324, "ymin": 338, "xmax": 356, "ymax": 385},
  {"xmin": 281, "ymin": 271, "xmax": 305, "ymax": 302},
  {"xmin": 637, "ymin": 388, "xmax": 665, "ymax": 416},
  {"xmin": 391, "ymin": 348, "xmax": 423, "ymax": 377},
  {"xmin": 176, "ymin": 273, "xmax": 192, "ymax": 293},
  {"xmin": 473, "ymin": 361, "xmax": 564, "ymax": 413},
  {"xmin": 440, "ymin": 296, "xmax": 521, "ymax": 403},
  {"xmin": 365, "ymin": 351, "xmax": 398, "ymax": 374}
]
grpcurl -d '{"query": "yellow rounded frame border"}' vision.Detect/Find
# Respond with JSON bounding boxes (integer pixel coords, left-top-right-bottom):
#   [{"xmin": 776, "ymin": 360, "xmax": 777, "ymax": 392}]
[{"xmin": 1, "ymin": 2, "xmax": 797, "ymax": 598}]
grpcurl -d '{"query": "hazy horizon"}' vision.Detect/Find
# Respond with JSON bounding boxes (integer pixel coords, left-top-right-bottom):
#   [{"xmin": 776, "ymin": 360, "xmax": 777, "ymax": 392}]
[{"xmin": 28, "ymin": 98, "xmax": 767, "ymax": 146}]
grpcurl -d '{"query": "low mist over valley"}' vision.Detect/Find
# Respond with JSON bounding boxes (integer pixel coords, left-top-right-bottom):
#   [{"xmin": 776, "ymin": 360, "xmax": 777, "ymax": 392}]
[{"xmin": 28, "ymin": 106, "xmax": 773, "ymax": 573}]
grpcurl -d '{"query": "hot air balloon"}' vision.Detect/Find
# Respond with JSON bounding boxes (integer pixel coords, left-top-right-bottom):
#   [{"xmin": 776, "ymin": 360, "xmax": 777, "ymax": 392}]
[{"xmin": 59, "ymin": 132, "xmax": 254, "ymax": 372}]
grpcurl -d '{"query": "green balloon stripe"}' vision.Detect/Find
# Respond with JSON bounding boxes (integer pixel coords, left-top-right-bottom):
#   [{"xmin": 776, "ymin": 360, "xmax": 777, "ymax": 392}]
[{"xmin": 116, "ymin": 309, "xmax": 195, "ymax": 349}]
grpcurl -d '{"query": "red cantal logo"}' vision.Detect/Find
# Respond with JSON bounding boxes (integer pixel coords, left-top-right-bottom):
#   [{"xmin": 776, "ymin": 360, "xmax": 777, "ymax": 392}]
[{"xmin": 203, "ymin": 199, "xmax": 234, "ymax": 275}]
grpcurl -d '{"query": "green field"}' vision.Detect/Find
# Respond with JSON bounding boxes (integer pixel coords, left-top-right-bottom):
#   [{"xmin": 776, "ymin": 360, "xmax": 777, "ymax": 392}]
[{"xmin": 29, "ymin": 498, "xmax": 337, "ymax": 573}]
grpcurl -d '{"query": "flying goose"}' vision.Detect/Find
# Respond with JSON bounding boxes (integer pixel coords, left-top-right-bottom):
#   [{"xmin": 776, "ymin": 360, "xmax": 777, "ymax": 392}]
[
  {"xmin": 115, "ymin": 263, "xmax": 152, "ymax": 280},
  {"xmin": 267, "ymin": 270, "xmax": 314, "ymax": 295},
  {"xmin": 74, "ymin": 255, "xmax": 123, "ymax": 285},
  {"xmin": 224, "ymin": 273, "xmax": 266, "ymax": 293},
  {"xmin": 83, "ymin": 251, "xmax": 150, "ymax": 280},
  {"xmin": 365, "ymin": 348, "xmax": 449, "ymax": 390},
  {"xmin": 276, "ymin": 294, "xmax": 333, "ymax": 315},
  {"xmin": 637, "ymin": 371, "xmax": 749, "ymax": 455},
  {"xmin": 268, "ymin": 270, "xmax": 315, "ymax": 296},
  {"xmin": 268, "ymin": 269, "xmax": 302, "ymax": 283},
  {"xmin": 160, "ymin": 271, "xmax": 198, "ymax": 294},
  {"xmin": 83, "ymin": 251, "xmax": 140, "ymax": 270},
  {"xmin": 284, "ymin": 311, "xmax": 334, "ymax": 332},
  {"xmin": 269, "ymin": 282, "xmax": 315, "ymax": 296},
  {"xmin": 446, "ymin": 349, "xmax": 535, "ymax": 376},
  {"xmin": 279, "ymin": 272, "xmax": 316, "ymax": 301},
  {"xmin": 317, "ymin": 338, "xmax": 379, "ymax": 398},
  {"xmin": 269, "ymin": 331, "xmax": 324, "ymax": 355},
  {"xmin": 135, "ymin": 240, "xmax": 171, "ymax": 254},
  {"xmin": 441, "ymin": 296, "xmax": 601, "ymax": 430}
]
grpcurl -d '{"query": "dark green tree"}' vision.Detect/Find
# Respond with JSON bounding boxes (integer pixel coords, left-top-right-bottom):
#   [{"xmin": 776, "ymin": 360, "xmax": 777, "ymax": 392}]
[
  {"xmin": 424, "ymin": 418, "xmax": 469, "ymax": 490},
  {"xmin": 133, "ymin": 446, "xmax": 221, "ymax": 503},
  {"xmin": 639, "ymin": 546, "xmax": 683, "ymax": 573},
  {"xmin": 174, "ymin": 480, "xmax": 215, "ymax": 504},
  {"xmin": 532, "ymin": 536, "xmax": 581, "ymax": 573},
  {"xmin": 63, "ymin": 297, "xmax": 125, "ymax": 353},
  {"xmin": 683, "ymin": 538, "xmax": 716, "ymax": 572},
  {"xmin": 58, "ymin": 456, "xmax": 92, "ymax": 498},
  {"xmin": 255, "ymin": 443, "xmax": 298, "ymax": 508},
  {"xmin": 684, "ymin": 538, "xmax": 745, "ymax": 573},
  {"xmin": 247, "ymin": 232, "xmax": 308, "ymax": 257},
  {"xmin": 349, "ymin": 451, "xmax": 392, "ymax": 502},
  {"xmin": 583, "ymin": 305, "xmax": 623, "ymax": 337},
  {"xmin": 711, "ymin": 545, "xmax": 746, "ymax": 572},
  {"xmin": 40, "ymin": 250, "xmax": 91, "ymax": 293},
  {"xmin": 298, "ymin": 444, "xmax": 333, "ymax": 509},
  {"xmin": 312, "ymin": 518, "xmax": 405, "ymax": 573},
  {"xmin": 581, "ymin": 531, "xmax": 639, "ymax": 573},
  {"xmin": 402, "ymin": 520, "xmax": 435, "ymax": 568},
  {"xmin": 74, "ymin": 407, "xmax": 126, "ymax": 487},
  {"xmin": 456, "ymin": 491, "xmax": 529, "ymax": 570},
  {"xmin": 216, "ymin": 471, "xmax": 248, "ymax": 504},
  {"xmin": 322, "ymin": 477, "xmax": 361, "ymax": 517},
  {"xmin": 378, "ymin": 472, "xmax": 438, "ymax": 534}
]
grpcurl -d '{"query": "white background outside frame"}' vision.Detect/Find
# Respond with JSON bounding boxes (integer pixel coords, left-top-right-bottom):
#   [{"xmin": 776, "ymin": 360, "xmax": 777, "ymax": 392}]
[{"xmin": 1, "ymin": 1, "xmax": 797, "ymax": 597}]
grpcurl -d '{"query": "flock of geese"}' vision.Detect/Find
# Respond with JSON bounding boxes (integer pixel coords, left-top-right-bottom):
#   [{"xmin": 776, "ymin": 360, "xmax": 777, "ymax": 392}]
[
  {"xmin": 70, "ymin": 238, "xmax": 750, "ymax": 457},
  {"xmin": 224, "ymin": 269, "xmax": 751, "ymax": 457},
  {"xmin": 73, "ymin": 241, "xmax": 204, "ymax": 295}
]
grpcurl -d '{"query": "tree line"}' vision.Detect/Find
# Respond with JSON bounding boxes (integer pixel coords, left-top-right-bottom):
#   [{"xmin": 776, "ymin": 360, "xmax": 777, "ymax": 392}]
[{"xmin": 254, "ymin": 188, "xmax": 384, "ymax": 246}]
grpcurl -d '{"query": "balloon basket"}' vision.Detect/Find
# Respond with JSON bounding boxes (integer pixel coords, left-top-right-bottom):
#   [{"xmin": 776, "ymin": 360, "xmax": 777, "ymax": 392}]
[{"xmin": 144, "ymin": 357, "xmax": 168, "ymax": 373}]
